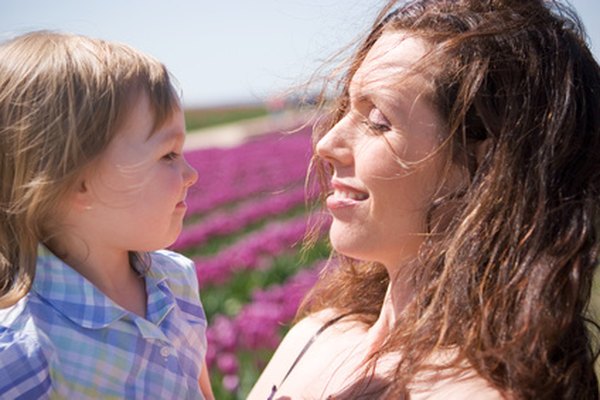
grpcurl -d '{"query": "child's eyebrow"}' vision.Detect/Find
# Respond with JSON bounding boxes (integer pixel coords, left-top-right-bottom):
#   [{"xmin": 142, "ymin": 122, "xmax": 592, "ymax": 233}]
[{"xmin": 149, "ymin": 128, "xmax": 184, "ymax": 146}]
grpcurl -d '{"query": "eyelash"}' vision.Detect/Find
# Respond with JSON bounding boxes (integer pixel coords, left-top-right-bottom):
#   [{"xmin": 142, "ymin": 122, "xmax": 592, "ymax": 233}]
[
  {"xmin": 163, "ymin": 152, "xmax": 180, "ymax": 161},
  {"xmin": 363, "ymin": 107, "xmax": 391, "ymax": 134},
  {"xmin": 364, "ymin": 120, "xmax": 390, "ymax": 133}
]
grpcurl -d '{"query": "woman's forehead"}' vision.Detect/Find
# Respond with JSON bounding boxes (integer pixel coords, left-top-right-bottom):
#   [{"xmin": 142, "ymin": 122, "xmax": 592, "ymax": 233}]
[{"xmin": 350, "ymin": 31, "xmax": 436, "ymax": 100}]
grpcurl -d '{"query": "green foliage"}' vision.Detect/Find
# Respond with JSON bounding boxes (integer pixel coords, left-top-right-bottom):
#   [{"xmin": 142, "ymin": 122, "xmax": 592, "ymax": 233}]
[{"xmin": 184, "ymin": 105, "xmax": 268, "ymax": 131}]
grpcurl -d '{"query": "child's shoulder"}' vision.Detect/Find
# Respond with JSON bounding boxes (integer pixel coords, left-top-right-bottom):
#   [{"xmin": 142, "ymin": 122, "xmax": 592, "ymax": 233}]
[
  {"xmin": 0, "ymin": 297, "xmax": 54, "ymax": 396},
  {"xmin": 149, "ymin": 250, "xmax": 195, "ymax": 280},
  {"xmin": 0, "ymin": 295, "xmax": 30, "ymax": 328},
  {"xmin": 0, "ymin": 295, "xmax": 52, "ymax": 347},
  {"xmin": 0, "ymin": 295, "xmax": 50, "ymax": 339},
  {"xmin": 151, "ymin": 249, "xmax": 195, "ymax": 269},
  {"xmin": 149, "ymin": 250, "xmax": 200, "ymax": 296}
]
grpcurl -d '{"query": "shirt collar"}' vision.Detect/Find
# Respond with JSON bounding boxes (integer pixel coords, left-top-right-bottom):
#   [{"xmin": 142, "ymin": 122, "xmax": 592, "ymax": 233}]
[
  {"xmin": 145, "ymin": 267, "xmax": 175, "ymax": 326},
  {"xmin": 33, "ymin": 245, "xmax": 129, "ymax": 329},
  {"xmin": 33, "ymin": 245, "xmax": 177, "ymax": 330}
]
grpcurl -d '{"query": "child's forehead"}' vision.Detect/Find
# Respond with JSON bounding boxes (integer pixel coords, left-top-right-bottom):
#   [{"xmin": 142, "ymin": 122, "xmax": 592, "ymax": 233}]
[
  {"xmin": 121, "ymin": 85, "xmax": 180, "ymax": 128},
  {"xmin": 144, "ymin": 105, "xmax": 185, "ymax": 147},
  {"xmin": 149, "ymin": 121, "xmax": 184, "ymax": 145},
  {"xmin": 116, "ymin": 91, "xmax": 182, "ymax": 143}
]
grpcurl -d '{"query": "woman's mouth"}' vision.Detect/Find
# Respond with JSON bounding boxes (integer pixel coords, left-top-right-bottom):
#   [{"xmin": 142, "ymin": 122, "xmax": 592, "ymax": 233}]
[{"xmin": 326, "ymin": 187, "xmax": 369, "ymax": 209}]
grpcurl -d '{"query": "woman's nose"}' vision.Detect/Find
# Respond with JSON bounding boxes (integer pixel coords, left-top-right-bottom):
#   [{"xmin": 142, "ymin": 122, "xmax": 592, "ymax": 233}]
[{"xmin": 315, "ymin": 117, "xmax": 354, "ymax": 166}]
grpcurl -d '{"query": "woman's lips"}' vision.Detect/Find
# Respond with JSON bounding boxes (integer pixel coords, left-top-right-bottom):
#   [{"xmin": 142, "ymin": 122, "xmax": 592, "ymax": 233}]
[{"xmin": 326, "ymin": 182, "xmax": 369, "ymax": 209}]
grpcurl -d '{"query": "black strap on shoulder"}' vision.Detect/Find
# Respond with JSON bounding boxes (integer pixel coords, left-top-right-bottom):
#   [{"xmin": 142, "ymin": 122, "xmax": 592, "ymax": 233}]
[{"xmin": 267, "ymin": 312, "xmax": 353, "ymax": 400}]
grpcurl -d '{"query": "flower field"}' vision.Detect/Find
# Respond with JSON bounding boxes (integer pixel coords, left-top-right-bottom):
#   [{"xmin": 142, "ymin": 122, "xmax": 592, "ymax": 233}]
[{"xmin": 176, "ymin": 125, "xmax": 329, "ymax": 399}]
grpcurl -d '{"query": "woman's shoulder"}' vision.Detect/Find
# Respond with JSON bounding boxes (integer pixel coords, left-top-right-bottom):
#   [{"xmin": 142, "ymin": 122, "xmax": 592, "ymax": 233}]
[
  {"xmin": 263, "ymin": 308, "xmax": 340, "ymax": 363},
  {"xmin": 409, "ymin": 352, "xmax": 506, "ymax": 400},
  {"xmin": 288, "ymin": 308, "xmax": 341, "ymax": 335},
  {"xmin": 247, "ymin": 308, "xmax": 357, "ymax": 400},
  {"xmin": 268, "ymin": 308, "xmax": 352, "ymax": 354},
  {"xmin": 410, "ymin": 374, "xmax": 504, "ymax": 400}
]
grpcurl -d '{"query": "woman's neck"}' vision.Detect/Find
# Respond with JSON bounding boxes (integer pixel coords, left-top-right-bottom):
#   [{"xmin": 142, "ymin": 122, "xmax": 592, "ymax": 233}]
[{"xmin": 365, "ymin": 267, "xmax": 414, "ymax": 354}]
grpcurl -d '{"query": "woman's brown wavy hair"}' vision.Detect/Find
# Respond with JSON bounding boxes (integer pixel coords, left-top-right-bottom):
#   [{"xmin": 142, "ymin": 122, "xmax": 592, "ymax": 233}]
[{"xmin": 300, "ymin": 0, "xmax": 600, "ymax": 398}]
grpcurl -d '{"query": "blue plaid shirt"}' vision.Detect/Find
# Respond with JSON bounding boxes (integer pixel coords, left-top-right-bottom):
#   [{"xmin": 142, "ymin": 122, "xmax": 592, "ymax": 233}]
[{"xmin": 0, "ymin": 246, "xmax": 207, "ymax": 399}]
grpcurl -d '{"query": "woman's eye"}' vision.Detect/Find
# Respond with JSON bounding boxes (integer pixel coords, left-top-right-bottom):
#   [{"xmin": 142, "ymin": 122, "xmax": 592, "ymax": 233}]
[
  {"xmin": 163, "ymin": 152, "xmax": 179, "ymax": 161},
  {"xmin": 366, "ymin": 107, "xmax": 391, "ymax": 132}
]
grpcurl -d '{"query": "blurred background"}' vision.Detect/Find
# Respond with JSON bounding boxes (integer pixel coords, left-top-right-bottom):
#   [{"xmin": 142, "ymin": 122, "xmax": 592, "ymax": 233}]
[
  {"xmin": 2, "ymin": 0, "xmax": 598, "ymax": 109},
  {"xmin": 2, "ymin": 1, "xmax": 599, "ymax": 398}
]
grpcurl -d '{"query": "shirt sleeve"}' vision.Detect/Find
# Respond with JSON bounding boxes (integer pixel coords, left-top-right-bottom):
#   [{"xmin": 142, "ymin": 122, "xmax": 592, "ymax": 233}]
[{"xmin": 0, "ymin": 327, "xmax": 53, "ymax": 399}]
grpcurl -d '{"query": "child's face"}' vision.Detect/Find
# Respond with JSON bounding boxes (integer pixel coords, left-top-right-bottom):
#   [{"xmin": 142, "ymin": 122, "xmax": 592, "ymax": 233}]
[{"xmin": 75, "ymin": 92, "xmax": 197, "ymax": 253}]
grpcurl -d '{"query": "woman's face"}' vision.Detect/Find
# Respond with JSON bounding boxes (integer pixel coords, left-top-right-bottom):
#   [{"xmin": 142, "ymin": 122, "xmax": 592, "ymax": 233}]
[{"xmin": 316, "ymin": 31, "xmax": 459, "ymax": 269}]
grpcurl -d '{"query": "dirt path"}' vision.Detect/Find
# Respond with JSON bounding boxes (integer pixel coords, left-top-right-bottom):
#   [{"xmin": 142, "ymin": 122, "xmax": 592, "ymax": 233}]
[{"xmin": 183, "ymin": 110, "xmax": 311, "ymax": 150}]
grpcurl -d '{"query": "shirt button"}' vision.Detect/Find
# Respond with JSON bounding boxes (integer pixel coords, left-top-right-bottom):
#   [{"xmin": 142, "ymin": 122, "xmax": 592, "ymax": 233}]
[{"xmin": 160, "ymin": 347, "xmax": 170, "ymax": 358}]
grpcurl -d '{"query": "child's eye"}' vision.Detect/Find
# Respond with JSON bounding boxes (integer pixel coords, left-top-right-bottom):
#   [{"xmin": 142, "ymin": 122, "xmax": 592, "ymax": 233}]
[
  {"xmin": 365, "ymin": 107, "xmax": 392, "ymax": 133},
  {"xmin": 162, "ymin": 152, "xmax": 180, "ymax": 161}
]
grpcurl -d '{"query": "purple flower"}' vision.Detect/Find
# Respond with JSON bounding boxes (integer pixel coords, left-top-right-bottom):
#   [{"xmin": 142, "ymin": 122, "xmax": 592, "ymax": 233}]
[
  {"xmin": 216, "ymin": 352, "xmax": 239, "ymax": 375},
  {"xmin": 193, "ymin": 215, "xmax": 316, "ymax": 288},
  {"xmin": 204, "ymin": 259, "xmax": 328, "ymax": 361},
  {"xmin": 208, "ymin": 315, "xmax": 238, "ymax": 351},
  {"xmin": 222, "ymin": 374, "xmax": 240, "ymax": 392}
]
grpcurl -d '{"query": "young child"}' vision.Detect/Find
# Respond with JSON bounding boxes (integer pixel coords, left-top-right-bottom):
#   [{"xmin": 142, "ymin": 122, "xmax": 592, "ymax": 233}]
[{"xmin": 0, "ymin": 31, "xmax": 214, "ymax": 399}]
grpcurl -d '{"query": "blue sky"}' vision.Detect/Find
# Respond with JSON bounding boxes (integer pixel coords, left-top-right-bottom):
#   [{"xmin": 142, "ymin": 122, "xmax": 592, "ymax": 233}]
[{"xmin": 1, "ymin": 0, "xmax": 598, "ymax": 108}]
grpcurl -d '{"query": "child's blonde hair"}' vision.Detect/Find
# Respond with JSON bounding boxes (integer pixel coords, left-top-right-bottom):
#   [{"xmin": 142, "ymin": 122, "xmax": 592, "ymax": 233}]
[{"xmin": 0, "ymin": 31, "xmax": 180, "ymax": 308}]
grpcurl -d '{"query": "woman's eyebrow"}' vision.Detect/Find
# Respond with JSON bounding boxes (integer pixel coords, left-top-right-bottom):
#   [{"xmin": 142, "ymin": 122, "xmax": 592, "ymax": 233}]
[{"xmin": 351, "ymin": 88, "xmax": 396, "ymax": 109}]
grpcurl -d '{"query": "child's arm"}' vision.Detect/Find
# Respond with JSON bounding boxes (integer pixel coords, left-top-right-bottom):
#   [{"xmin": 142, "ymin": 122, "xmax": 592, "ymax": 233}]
[{"xmin": 199, "ymin": 357, "xmax": 214, "ymax": 400}]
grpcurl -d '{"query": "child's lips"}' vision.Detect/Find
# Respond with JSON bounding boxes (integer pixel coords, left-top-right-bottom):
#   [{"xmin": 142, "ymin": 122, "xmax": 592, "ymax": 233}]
[{"xmin": 176, "ymin": 191, "xmax": 188, "ymax": 208}]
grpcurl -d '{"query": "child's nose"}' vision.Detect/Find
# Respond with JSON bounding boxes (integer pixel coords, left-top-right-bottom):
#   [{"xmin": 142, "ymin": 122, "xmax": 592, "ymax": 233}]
[{"xmin": 182, "ymin": 158, "xmax": 198, "ymax": 187}]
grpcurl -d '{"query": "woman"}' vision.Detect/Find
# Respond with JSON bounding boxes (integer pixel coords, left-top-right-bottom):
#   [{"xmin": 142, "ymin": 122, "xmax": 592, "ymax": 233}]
[{"xmin": 250, "ymin": 0, "xmax": 600, "ymax": 398}]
